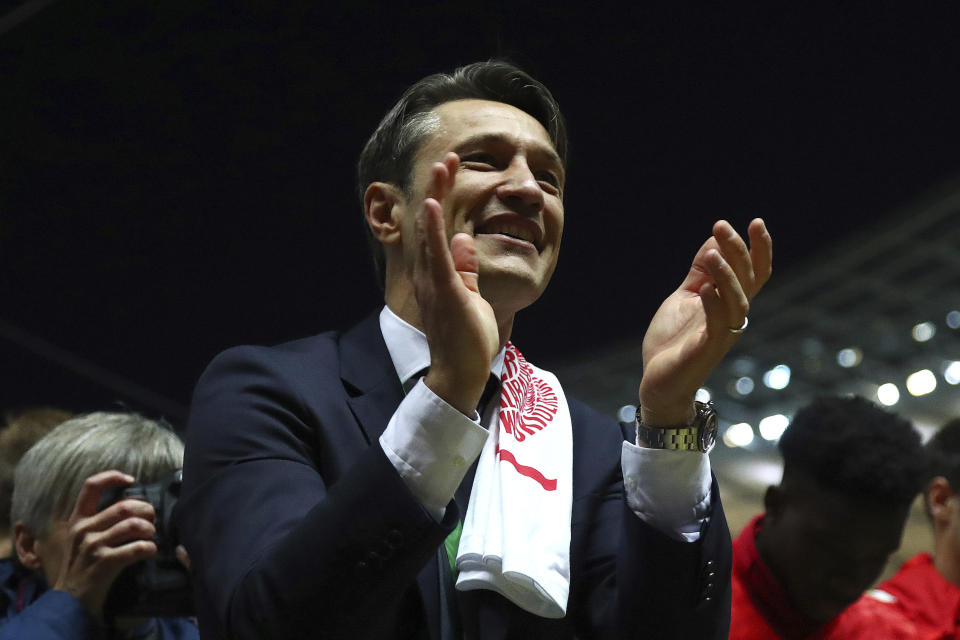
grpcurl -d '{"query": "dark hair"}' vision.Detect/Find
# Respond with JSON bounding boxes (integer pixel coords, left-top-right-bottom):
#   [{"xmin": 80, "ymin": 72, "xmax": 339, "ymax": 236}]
[
  {"xmin": 356, "ymin": 60, "xmax": 568, "ymax": 288},
  {"xmin": 923, "ymin": 418, "xmax": 960, "ymax": 518},
  {"xmin": 778, "ymin": 396, "xmax": 927, "ymax": 506},
  {"xmin": 927, "ymin": 418, "xmax": 960, "ymax": 487}
]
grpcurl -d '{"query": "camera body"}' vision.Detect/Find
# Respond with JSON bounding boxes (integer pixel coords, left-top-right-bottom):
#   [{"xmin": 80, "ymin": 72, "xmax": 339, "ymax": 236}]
[{"xmin": 97, "ymin": 469, "xmax": 194, "ymax": 619}]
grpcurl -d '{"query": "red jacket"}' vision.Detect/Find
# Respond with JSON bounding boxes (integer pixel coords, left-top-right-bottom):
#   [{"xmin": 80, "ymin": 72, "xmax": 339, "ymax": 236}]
[
  {"xmin": 731, "ymin": 515, "xmax": 915, "ymax": 639},
  {"xmin": 868, "ymin": 553, "xmax": 960, "ymax": 639}
]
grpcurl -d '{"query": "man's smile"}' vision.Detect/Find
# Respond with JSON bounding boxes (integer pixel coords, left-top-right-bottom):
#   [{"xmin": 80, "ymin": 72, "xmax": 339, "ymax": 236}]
[{"xmin": 473, "ymin": 214, "xmax": 544, "ymax": 251}]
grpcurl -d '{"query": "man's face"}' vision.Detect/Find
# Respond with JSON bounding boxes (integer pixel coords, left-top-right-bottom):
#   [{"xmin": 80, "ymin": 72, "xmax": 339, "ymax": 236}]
[
  {"xmin": 399, "ymin": 99, "xmax": 565, "ymax": 314},
  {"xmin": 762, "ymin": 484, "xmax": 909, "ymax": 624}
]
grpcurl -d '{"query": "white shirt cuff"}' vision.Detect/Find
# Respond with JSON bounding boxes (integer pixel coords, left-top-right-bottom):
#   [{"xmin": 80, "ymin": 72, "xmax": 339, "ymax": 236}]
[
  {"xmin": 380, "ymin": 379, "xmax": 489, "ymax": 520},
  {"xmin": 621, "ymin": 442, "xmax": 712, "ymax": 542}
]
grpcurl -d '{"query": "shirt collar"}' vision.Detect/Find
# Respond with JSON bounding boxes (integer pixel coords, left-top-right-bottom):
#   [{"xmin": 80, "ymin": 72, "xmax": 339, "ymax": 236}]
[
  {"xmin": 379, "ymin": 305, "xmax": 506, "ymax": 388},
  {"xmin": 734, "ymin": 514, "xmax": 830, "ymax": 639}
]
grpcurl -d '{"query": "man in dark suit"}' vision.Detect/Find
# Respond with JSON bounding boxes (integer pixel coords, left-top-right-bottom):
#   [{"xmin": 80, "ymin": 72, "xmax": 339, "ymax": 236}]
[{"xmin": 179, "ymin": 61, "xmax": 773, "ymax": 639}]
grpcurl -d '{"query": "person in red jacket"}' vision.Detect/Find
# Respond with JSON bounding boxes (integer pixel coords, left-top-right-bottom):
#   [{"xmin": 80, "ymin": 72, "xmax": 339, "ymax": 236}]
[
  {"xmin": 864, "ymin": 418, "xmax": 960, "ymax": 639},
  {"xmin": 730, "ymin": 396, "xmax": 928, "ymax": 639}
]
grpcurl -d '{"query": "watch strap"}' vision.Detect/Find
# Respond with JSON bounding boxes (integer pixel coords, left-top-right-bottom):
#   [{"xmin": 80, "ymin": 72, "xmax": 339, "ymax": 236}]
[
  {"xmin": 634, "ymin": 401, "xmax": 717, "ymax": 453},
  {"xmin": 635, "ymin": 423, "xmax": 702, "ymax": 451}
]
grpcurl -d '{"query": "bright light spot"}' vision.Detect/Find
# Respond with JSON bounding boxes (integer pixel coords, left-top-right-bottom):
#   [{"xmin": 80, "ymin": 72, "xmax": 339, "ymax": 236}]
[
  {"xmin": 735, "ymin": 376, "xmax": 755, "ymax": 395},
  {"xmin": 618, "ymin": 404, "xmax": 637, "ymax": 423},
  {"xmin": 877, "ymin": 383, "xmax": 900, "ymax": 406},
  {"xmin": 763, "ymin": 365, "xmax": 791, "ymax": 390},
  {"xmin": 945, "ymin": 362, "xmax": 960, "ymax": 385},
  {"xmin": 948, "ymin": 311, "xmax": 960, "ymax": 330},
  {"xmin": 906, "ymin": 369, "xmax": 937, "ymax": 396},
  {"xmin": 695, "ymin": 388, "xmax": 712, "ymax": 403},
  {"xmin": 723, "ymin": 422, "xmax": 755, "ymax": 448},
  {"xmin": 759, "ymin": 414, "xmax": 790, "ymax": 441},
  {"xmin": 912, "ymin": 322, "xmax": 936, "ymax": 342},
  {"xmin": 837, "ymin": 348, "xmax": 862, "ymax": 368}
]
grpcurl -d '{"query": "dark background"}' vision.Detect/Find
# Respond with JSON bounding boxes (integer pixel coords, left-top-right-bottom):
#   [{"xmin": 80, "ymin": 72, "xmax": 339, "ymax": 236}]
[{"xmin": 2, "ymin": 1, "xmax": 959, "ymax": 423}]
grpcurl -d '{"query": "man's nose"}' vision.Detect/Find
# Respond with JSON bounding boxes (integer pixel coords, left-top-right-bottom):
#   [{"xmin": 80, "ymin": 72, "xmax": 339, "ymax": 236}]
[{"xmin": 496, "ymin": 158, "xmax": 544, "ymax": 212}]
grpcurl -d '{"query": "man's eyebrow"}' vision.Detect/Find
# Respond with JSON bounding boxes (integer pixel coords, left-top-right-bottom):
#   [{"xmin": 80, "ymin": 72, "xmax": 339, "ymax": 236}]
[{"xmin": 453, "ymin": 133, "xmax": 564, "ymax": 171}]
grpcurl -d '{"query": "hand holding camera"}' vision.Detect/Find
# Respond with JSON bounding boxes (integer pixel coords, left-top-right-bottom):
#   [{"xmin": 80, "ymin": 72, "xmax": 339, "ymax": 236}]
[{"xmin": 48, "ymin": 470, "xmax": 158, "ymax": 620}]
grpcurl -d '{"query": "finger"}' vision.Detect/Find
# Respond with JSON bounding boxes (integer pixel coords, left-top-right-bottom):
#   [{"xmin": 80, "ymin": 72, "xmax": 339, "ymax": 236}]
[
  {"xmin": 698, "ymin": 281, "xmax": 728, "ymax": 337},
  {"xmin": 83, "ymin": 515, "xmax": 157, "ymax": 552},
  {"xmin": 70, "ymin": 471, "xmax": 135, "ymax": 520},
  {"xmin": 703, "ymin": 248, "xmax": 750, "ymax": 329},
  {"xmin": 425, "ymin": 153, "xmax": 459, "ymax": 203},
  {"xmin": 678, "ymin": 235, "xmax": 717, "ymax": 293},
  {"xmin": 87, "ymin": 538, "xmax": 158, "ymax": 574},
  {"xmin": 84, "ymin": 498, "xmax": 156, "ymax": 535},
  {"xmin": 451, "ymin": 232, "xmax": 480, "ymax": 293},
  {"xmin": 748, "ymin": 218, "xmax": 773, "ymax": 291},
  {"xmin": 442, "ymin": 152, "xmax": 459, "ymax": 194},
  {"xmin": 712, "ymin": 220, "xmax": 754, "ymax": 294},
  {"xmin": 418, "ymin": 197, "xmax": 456, "ymax": 285},
  {"xmin": 175, "ymin": 545, "xmax": 191, "ymax": 570}
]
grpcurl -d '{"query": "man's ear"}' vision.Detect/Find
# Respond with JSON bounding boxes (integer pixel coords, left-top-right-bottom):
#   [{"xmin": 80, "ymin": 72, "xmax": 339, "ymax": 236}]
[
  {"xmin": 928, "ymin": 476, "xmax": 955, "ymax": 524},
  {"xmin": 14, "ymin": 522, "xmax": 42, "ymax": 570},
  {"xmin": 364, "ymin": 182, "xmax": 406, "ymax": 246}
]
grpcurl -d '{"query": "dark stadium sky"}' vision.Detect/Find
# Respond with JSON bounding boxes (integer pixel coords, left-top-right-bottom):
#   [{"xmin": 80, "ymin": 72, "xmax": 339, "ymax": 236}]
[{"xmin": 2, "ymin": 2, "xmax": 958, "ymax": 422}]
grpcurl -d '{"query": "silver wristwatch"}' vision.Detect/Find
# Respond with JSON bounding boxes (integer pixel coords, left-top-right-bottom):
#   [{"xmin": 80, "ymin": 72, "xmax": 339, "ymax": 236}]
[{"xmin": 634, "ymin": 401, "xmax": 718, "ymax": 454}]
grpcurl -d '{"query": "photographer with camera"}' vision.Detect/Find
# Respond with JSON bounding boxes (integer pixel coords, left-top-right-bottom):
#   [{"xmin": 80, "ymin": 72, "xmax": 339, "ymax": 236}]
[{"xmin": 1, "ymin": 412, "xmax": 199, "ymax": 640}]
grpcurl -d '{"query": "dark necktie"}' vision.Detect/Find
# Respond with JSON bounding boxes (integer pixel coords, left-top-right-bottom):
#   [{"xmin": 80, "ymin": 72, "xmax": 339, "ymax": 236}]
[{"xmin": 439, "ymin": 374, "xmax": 500, "ymax": 640}]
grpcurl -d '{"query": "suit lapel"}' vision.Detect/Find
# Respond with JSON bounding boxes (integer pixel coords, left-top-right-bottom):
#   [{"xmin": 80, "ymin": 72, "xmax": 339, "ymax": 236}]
[
  {"xmin": 338, "ymin": 312, "xmax": 405, "ymax": 446},
  {"xmin": 339, "ymin": 312, "xmax": 446, "ymax": 640}
]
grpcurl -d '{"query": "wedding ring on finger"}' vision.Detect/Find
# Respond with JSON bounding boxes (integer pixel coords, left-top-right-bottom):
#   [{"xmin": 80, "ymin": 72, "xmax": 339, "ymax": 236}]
[{"xmin": 728, "ymin": 317, "xmax": 749, "ymax": 335}]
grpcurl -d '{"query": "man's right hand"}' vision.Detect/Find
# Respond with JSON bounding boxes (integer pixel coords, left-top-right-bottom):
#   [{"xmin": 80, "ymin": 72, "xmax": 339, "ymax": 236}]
[
  {"xmin": 49, "ymin": 470, "xmax": 158, "ymax": 619},
  {"xmin": 413, "ymin": 152, "xmax": 500, "ymax": 415}
]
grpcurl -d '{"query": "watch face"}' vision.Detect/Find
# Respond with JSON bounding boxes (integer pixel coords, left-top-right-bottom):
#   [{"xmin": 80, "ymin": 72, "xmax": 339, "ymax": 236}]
[{"xmin": 698, "ymin": 411, "xmax": 718, "ymax": 453}]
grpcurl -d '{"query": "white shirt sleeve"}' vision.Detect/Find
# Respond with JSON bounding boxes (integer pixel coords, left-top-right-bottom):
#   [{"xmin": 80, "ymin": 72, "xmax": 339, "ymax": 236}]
[
  {"xmin": 621, "ymin": 443, "xmax": 712, "ymax": 542},
  {"xmin": 379, "ymin": 379, "xmax": 489, "ymax": 521}
]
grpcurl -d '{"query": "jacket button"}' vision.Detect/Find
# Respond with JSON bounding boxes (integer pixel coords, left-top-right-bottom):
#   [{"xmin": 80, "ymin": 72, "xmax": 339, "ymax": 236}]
[
  {"xmin": 386, "ymin": 529, "xmax": 404, "ymax": 549},
  {"xmin": 366, "ymin": 551, "xmax": 383, "ymax": 568}
]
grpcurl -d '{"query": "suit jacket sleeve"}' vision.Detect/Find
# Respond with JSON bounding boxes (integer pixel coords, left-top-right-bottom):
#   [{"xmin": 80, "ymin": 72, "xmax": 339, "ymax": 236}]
[
  {"xmin": 177, "ymin": 338, "xmax": 457, "ymax": 639},
  {"xmin": 564, "ymin": 400, "xmax": 732, "ymax": 640}
]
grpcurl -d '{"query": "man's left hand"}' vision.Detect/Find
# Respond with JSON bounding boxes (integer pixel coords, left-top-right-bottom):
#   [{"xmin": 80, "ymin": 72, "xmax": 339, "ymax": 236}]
[{"xmin": 638, "ymin": 219, "xmax": 772, "ymax": 426}]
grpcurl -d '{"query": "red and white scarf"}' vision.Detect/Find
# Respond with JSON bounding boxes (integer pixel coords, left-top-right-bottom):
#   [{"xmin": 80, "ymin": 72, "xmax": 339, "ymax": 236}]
[{"xmin": 455, "ymin": 342, "xmax": 573, "ymax": 618}]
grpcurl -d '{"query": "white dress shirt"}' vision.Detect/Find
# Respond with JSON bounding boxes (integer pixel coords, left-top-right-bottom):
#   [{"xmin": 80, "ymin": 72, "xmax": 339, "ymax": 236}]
[{"xmin": 377, "ymin": 306, "xmax": 711, "ymax": 542}]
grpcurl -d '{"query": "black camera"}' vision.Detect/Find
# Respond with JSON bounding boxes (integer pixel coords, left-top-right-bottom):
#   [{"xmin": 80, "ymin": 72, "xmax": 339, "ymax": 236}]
[{"xmin": 97, "ymin": 469, "xmax": 194, "ymax": 620}]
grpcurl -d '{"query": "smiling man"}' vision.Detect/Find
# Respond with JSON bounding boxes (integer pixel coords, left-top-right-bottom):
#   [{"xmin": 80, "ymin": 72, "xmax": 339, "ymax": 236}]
[{"xmin": 179, "ymin": 61, "xmax": 772, "ymax": 639}]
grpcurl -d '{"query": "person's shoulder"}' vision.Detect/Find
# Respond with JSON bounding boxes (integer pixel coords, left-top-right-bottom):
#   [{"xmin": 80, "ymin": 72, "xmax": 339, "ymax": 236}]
[
  {"xmin": 210, "ymin": 330, "xmax": 342, "ymax": 372},
  {"xmin": 203, "ymin": 312, "xmax": 383, "ymax": 381},
  {"xmin": 872, "ymin": 553, "xmax": 935, "ymax": 599},
  {"xmin": 190, "ymin": 330, "xmax": 348, "ymax": 416},
  {"xmin": 827, "ymin": 591, "xmax": 917, "ymax": 639}
]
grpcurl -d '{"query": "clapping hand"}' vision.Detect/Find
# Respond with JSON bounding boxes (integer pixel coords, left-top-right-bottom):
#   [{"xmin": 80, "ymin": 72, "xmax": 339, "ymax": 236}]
[
  {"xmin": 638, "ymin": 219, "xmax": 772, "ymax": 426},
  {"xmin": 414, "ymin": 153, "xmax": 501, "ymax": 415}
]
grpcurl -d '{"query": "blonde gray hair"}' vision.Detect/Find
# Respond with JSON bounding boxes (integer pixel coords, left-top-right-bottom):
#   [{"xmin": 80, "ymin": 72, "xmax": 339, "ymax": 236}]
[{"xmin": 10, "ymin": 412, "xmax": 183, "ymax": 537}]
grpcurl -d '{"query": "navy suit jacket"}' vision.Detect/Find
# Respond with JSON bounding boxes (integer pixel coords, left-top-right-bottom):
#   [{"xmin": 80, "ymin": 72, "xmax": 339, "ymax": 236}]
[{"xmin": 179, "ymin": 313, "xmax": 732, "ymax": 639}]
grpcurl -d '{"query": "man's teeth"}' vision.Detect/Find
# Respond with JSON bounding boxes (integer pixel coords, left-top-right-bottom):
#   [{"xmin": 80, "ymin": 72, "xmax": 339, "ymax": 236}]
[{"xmin": 479, "ymin": 224, "xmax": 534, "ymax": 243}]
